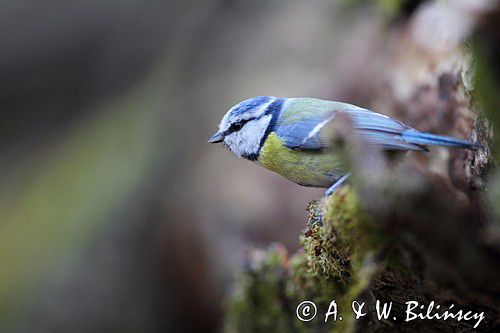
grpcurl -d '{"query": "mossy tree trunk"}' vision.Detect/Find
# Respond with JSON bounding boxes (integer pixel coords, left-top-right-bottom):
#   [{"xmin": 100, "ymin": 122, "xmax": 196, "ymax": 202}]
[{"xmin": 224, "ymin": 2, "xmax": 500, "ymax": 333}]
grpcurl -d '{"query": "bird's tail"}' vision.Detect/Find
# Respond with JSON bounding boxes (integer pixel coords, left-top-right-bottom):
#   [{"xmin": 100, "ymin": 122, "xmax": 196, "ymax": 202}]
[{"xmin": 401, "ymin": 130, "xmax": 482, "ymax": 150}]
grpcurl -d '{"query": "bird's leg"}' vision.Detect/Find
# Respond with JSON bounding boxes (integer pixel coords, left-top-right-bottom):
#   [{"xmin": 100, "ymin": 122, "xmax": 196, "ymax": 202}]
[
  {"xmin": 324, "ymin": 173, "xmax": 351, "ymax": 196},
  {"xmin": 315, "ymin": 173, "xmax": 352, "ymax": 226}
]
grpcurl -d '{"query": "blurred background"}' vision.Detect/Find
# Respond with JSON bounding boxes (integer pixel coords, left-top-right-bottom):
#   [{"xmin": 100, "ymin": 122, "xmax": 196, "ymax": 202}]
[{"xmin": 0, "ymin": 0, "xmax": 494, "ymax": 332}]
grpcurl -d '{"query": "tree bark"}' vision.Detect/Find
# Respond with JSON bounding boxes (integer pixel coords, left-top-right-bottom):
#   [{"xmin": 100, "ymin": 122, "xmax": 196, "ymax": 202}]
[{"xmin": 224, "ymin": 2, "xmax": 500, "ymax": 332}]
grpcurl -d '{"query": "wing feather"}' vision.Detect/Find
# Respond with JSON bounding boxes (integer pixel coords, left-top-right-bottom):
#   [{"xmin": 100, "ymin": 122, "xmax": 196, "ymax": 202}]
[{"xmin": 275, "ymin": 99, "xmax": 425, "ymax": 151}]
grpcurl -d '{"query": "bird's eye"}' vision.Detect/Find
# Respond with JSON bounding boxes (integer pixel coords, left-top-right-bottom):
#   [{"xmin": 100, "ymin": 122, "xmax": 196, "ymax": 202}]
[{"xmin": 230, "ymin": 122, "xmax": 244, "ymax": 131}]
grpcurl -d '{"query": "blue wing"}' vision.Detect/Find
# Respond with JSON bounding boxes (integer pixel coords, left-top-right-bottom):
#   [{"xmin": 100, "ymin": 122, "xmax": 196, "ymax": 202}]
[
  {"xmin": 274, "ymin": 113, "xmax": 335, "ymax": 149},
  {"xmin": 346, "ymin": 109, "xmax": 426, "ymax": 151},
  {"xmin": 274, "ymin": 98, "xmax": 425, "ymax": 151}
]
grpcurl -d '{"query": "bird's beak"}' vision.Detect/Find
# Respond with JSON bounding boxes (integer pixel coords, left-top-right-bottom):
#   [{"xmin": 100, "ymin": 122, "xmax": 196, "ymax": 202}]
[{"xmin": 208, "ymin": 131, "xmax": 224, "ymax": 143}]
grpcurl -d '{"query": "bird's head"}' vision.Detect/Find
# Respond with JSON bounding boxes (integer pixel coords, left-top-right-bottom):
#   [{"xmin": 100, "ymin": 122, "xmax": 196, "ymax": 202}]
[{"xmin": 208, "ymin": 96, "xmax": 279, "ymax": 159}]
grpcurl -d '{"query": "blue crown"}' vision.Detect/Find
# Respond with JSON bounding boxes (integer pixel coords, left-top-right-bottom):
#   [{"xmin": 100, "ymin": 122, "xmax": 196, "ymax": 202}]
[{"xmin": 231, "ymin": 96, "xmax": 271, "ymax": 115}]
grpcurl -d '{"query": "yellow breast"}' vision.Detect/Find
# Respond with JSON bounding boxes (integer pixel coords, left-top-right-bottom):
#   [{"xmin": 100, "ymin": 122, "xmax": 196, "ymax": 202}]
[{"xmin": 258, "ymin": 132, "xmax": 345, "ymax": 187}]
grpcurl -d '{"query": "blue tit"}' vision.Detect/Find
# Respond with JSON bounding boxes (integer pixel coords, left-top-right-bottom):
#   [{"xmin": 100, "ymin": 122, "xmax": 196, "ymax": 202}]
[{"xmin": 208, "ymin": 96, "xmax": 480, "ymax": 195}]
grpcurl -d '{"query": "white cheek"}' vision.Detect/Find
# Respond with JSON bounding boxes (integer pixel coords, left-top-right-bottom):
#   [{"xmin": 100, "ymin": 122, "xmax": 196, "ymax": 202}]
[
  {"xmin": 224, "ymin": 115, "xmax": 272, "ymax": 158},
  {"xmin": 224, "ymin": 133, "xmax": 242, "ymax": 157}
]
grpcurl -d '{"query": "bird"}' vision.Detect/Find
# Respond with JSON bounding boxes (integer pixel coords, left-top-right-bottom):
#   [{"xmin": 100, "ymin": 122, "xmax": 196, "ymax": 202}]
[{"xmin": 208, "ymin": 96, "xmax": 480, "ymax": 196}]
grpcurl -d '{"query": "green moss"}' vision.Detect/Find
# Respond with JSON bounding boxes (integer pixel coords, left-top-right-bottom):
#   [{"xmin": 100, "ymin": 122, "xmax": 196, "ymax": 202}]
[
  {"xmin": 473, "ymin": 40, "xmax": 500, "ymax": 159},
  {"xmin": 302, "ymin": 187, "xmax": 389, "ymax": 332},
  {"xmin": 304, "ymin": 187, "xmax": 387, "ymax": 279},
  {"xmin": 224, "ymin": 246, "xmax": 290, "ymax": 333},
  {"xmin": 472, "ymin": 37, "xmax": 500, "ymax": 220},
  {"xmin": 225, "ymin": 187, "xmax": 396, "ymax": 333},
  {"xmin": 225, "ymin": 244, "xmax": 344, "ymax": 332}
]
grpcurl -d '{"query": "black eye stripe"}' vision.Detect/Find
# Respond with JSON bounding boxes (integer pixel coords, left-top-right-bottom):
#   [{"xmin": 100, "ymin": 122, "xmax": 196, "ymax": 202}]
[
  {"xmin": 227, "ymin": 117, "xmax": 257, "ymax": 133},
  {"xmin": 230, "ymin": 123, "xmax": 243, "ymax": 131}
]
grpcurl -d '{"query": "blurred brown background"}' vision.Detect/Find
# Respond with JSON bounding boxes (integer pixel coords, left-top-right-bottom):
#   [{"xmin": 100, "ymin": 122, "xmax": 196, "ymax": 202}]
[{"xmin": 1, "ymin": 0, "xmax": 485, "ymax": 332}]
